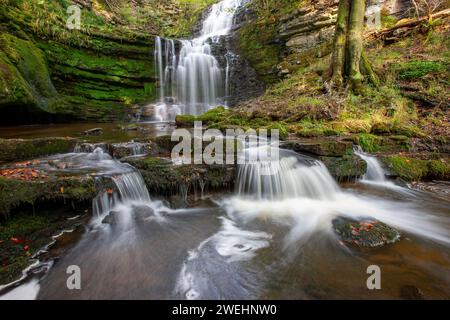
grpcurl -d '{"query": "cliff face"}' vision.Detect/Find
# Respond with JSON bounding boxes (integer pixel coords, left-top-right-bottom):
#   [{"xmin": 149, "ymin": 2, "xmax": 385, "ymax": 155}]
[{"xmin": 0, "ymin": 0, "xmax": 213, "ymax": 123}]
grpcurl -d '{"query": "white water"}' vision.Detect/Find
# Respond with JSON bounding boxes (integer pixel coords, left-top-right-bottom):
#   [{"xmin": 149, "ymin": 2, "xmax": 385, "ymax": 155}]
[
  {"xmin": 153, "ymin": 0, "xmax": 243, "ymax": 120},
  {"xmin": 175, "ymin": 217, "xmax": 271, "ymax": 300},
  {"xmin": 226, "ymin": 146, "xmax": 450, "ymax": 248},
  {"xmin": 237, "ymin": 147, "xmax": 339, "ymax": 201},
  {"xmin": 354, "ymin": 147, "xmax": 387, "ymax": 182},
  {"xmin": 353, "ymin": 147, "xmax": 410, "ymax": 192}
]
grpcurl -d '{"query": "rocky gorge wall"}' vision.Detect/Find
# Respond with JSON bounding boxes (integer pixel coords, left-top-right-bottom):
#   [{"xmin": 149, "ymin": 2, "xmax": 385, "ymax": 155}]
[{"xmin": 0, "ymin": 0, "xmax": 217, "ymax": 124}]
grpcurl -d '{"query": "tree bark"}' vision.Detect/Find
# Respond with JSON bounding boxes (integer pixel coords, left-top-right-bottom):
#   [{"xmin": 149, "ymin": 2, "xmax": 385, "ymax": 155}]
[
  {"xmin": 331, "ymin": 0, "xmax": 350, "ymax": 88},
  {"xmin": 347, "ymin": 0, "xmax": 366, "ymax": 92},
  {"xmin": 330, "ymin": 0, "xmax": 373, "ymax": 93}
]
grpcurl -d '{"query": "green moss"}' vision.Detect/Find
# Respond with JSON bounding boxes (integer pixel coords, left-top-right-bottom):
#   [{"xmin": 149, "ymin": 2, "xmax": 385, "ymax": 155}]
[
  {"xmin": 0, "ymin": 138, "xmax": 77, "ymax": 162},
  {"xmin": 266, "ymin": 122, "xmax": 289, "ymax": 139},
  {"xmin": 427, "ymin": 160, "xmax": 450, "ymax": 180},
  {"xmin": 0, "ymin": 33, "xmax": 56, "ymax": 110},
  {"xmin": 383, "ymin": 156, "xmax": 429, "ymax": 181},
  {"xmin": 393, "ymin": 60, "xmax": 447, "ymax": 81},
  {"xmin": 354, "ymin": 133, "xmax": 381, "ymax": 153},
  {"xmin": 320, "ymin": 155, "xmax": 367, "ymax": 182},
  {"xmin": 176, "ymin": 114, "xmax": 196, "ymax": 127},
  {"xmin": 237, "ymin": 16, "xmax": 282, "ymax": 84},
  {"xmin": 0, "ymin": 175, "xmax": 96, "ymax": 219}
]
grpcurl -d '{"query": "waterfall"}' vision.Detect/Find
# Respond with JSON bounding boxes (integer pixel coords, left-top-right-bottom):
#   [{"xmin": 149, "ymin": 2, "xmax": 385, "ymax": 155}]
[
  {"xmin": 236, "ymin": 147, "xmax": 340, "ymax": 201},
  {"xmin": 354, "ymin": 147, "xmax": 387, "ymax": 182},
  {"xmin": 153, "ymin": 0, "xmax": 243, "ymax": 120}
]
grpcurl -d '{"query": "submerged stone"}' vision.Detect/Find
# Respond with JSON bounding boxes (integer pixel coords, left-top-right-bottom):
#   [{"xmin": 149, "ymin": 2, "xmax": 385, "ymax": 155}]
[{"xmin": 333, "ymin": 217, "xmax": 400, "ymax": 248}]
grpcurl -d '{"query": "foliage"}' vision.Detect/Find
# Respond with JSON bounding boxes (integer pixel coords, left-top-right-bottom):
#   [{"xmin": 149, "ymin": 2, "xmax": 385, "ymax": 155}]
[{"xmin": 393, "ymin": 60, "xmax": 447, "ymax": 80}]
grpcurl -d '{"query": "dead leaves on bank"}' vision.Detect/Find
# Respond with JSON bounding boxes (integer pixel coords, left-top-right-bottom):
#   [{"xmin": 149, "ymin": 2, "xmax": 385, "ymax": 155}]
[
  {"xmin": 0, "ymin": 168, "xmax": 47, "ymax": 181},
  {"xmin": 0, "ymin": 159, "xmax": 48, "ymax": 181}
]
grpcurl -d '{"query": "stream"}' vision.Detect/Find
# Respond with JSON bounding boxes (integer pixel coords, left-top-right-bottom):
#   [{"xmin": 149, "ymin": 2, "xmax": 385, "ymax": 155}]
[
  {"xmin": 0, "ymin": 0, "xmax": 449, "ymax": 300},
  {"xmin": 0, "ymin": 126, "xmax": 449, "ymax": 300}
]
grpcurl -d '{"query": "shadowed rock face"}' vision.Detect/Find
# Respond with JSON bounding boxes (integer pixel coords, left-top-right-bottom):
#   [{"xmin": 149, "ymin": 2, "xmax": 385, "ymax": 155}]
[{"xmin": 210, "ymin": 36, "xmax": 265, "ymax": 107}]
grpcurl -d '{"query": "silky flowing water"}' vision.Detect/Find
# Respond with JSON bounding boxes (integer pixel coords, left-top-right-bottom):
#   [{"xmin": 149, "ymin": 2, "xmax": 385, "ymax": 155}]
[
  {"xmin": 153, "ymin": 0, "xmax": 243, "ymax": 120},
  {"xmin": 1, "ymin": 0, "xmax": 449, "ymax": 301},
  {"xmin": 1, "ymin": 140, "xmax": 449, "ymax": 300}
]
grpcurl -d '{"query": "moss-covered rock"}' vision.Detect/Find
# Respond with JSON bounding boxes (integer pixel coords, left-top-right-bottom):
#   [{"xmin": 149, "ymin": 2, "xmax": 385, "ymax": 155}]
[
  {"xmin": 123, "ymin": 156, "xmax": 235, "ymax": 197},
  {"xmin": 0, "ymin": 138, "xmax": 78, "ymax": 163},
  {"xmin": 349, "ymin": 134, "xmax": 412, "ymax": 153},
  {"xmin": 320, "ymin": 155, "xmax": 367, "ymax": 182},
  {"xmin": 333, "ymin": 217, "xmax": 400, "ymax": 248},
  {"xmin": 382, "ymin": 156, "xmax": 450, "ymax": 182},
  {"xmin": 282, "ymin": 139, "xmax": 353, "ymax": 157},
  {"xmin": 0, "ymin": 175, "xmax": 96, "ymax": 219}
]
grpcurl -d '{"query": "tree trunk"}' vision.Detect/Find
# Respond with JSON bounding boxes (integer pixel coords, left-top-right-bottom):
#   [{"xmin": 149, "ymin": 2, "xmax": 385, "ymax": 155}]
[
  {"xmin": 347, "ymin": 0, "xmax": 366, "ymax": 92},
  {"xmin": 330, "ymin": 0, "xmax": 372, "ymax": 93},
  {"xmin": 331, "ymin": 0, "xmax": 350, "ymax": 88}
]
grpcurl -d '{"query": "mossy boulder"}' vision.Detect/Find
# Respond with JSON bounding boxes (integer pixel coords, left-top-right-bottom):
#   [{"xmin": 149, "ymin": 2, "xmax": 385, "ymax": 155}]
[
  {"xmin": 320, "ymin": 155, "xmax": 367, "ymax": 182},
  {"xmin": 0, "ymin": 138, "xmax": 78, "ymax": 162},
  {"xmin": 333, "ymin": 217, "xmax": 400, "ymax": 248},
  {"xmin": 282, "ymin": 139, "xmax": 353, "ymax": 157}
]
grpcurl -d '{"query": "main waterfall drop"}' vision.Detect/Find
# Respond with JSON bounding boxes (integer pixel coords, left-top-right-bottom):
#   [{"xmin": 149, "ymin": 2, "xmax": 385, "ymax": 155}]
[{"xmin": 153, "ymin": 0, "xmax": 243, "ymax": 121}]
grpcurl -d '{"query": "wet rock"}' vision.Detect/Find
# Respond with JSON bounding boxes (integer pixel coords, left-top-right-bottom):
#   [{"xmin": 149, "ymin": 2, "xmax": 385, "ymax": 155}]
[
  {"xmin": 0, "ymin": 137, "xmax": 78, "ymax": 162},
  {"xmin": 0, "ymin": 175, "xmax": 96, "ymax": 219},
  {"xmin": 150, "ymin": 135, "xmax": 177, "ymax": 154},
  {"xmin": 168, "ymin": 195, "xmax": 188, "ymax": 209},
  {"xmin": 132, "ymin": 205, "xmax": 155, "ymax": 221},
  {"xmin": 333, "ymin": 217, "xmax": 401, "ymax": 248},
  {"xmin": 123, "ymin": 156, "xmax": 235, "ymax": 197},
  {"xmin": 81, "ymin": 128, "xmax": 103, "ymax": 136},
  {"xmin": 320, "ymin": 155, "xmax": 367, "ymax": 181},
  {"xmin": 120, "ymin": 124, "xmax": 138, "ymax": 131},
  {"xmin": 282, "ymin": 139, "xmax": 353, "ymax": 157},
  {"xmin": 102, "ymin": 211, "xmax": 118, "ymax": 225},
  {"xmin": 400, "ymin": 285, "xmax": 424, "ymax": 300},
  {"xmin": 74, "ymin": 142, "xmax": 110, "ymax": 154},
  {"xmin": 111, "ymin": 142, "xmax": 155, "ymax": 159}
]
